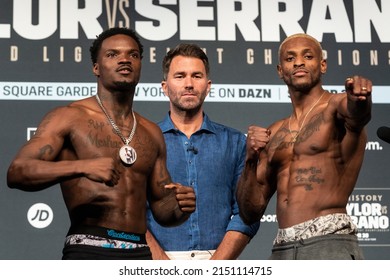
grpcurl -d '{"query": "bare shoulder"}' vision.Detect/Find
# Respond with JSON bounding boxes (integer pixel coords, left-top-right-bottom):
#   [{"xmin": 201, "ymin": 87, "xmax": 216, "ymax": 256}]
[
  {"xmin": 269, "ymin": 118, "xmax": 286, "ymax": 134},
  {"xmin": 68, "ymin": 96, "xmax": 97, "ymax": 113},
  {"xmin": 133, "ymin": 112, "xmax": 166, "ymax": 154},
  {"xmin": 326, "ymin": 92, "xmax": 347, "ymax": 107},
  {"xmin": 135, "ymin": 113, "xmax": 163, "ymax": 138},
  {"xmin": 36, "ymin": 97, "xmax": 96, "ymax": 134}
]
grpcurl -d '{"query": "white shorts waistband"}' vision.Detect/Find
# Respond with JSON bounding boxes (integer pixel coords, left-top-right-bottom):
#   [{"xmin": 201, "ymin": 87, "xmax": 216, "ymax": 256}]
[{"xmin": 166, "ymin": 250, "xmax": 216, "ymax": 260}]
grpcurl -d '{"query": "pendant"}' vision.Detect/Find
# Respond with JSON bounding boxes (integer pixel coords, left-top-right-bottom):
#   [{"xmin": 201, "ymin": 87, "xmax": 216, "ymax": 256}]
[
  {"xmin": 119, "ymin": 145, "xmax": 137, "ymax": 165},
  {"xmin": 291, "ymin": 132, "xmax": 299, "ymax": 143}
]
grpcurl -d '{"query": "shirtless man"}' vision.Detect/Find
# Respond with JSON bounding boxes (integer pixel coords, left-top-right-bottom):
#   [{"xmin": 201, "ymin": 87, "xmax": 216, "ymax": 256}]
[
  {"xmin": 7, "ymin": 27, "xmax": 196, "ymax": 260},
  {"xmin": 237, "ymin": 33, "xmax": 372, "ymax": 259}
]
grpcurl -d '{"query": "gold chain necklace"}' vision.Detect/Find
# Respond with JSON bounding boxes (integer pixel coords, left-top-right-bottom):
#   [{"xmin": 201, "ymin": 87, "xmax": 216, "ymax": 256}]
[{"xmin": 288, "ymin": 91, "xmax": 325, "ymax": 143}]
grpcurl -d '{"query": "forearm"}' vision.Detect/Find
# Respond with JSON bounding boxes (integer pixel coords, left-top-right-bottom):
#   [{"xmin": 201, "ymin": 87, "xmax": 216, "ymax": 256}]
[
  {"xmin": 346, "ymin": 97, "xmax": 372, "ymax": 128},
  {"xmin": 237, "ymin": 160, "xmax": 265, "ymax": 225},
  {"xmin": 151, "ymin": 193, "xmax": 190, "ymax": 227},
  {"xmin": 210, "ymin": 231, "xmax": 251, "ymax": 260},
  {"xmin": 7, "ymin": 159, "xmax": 82, "ymax": 191},
  {"xmin": 341, "ymin": 77, "xmax": 372, "ymax": 130}
]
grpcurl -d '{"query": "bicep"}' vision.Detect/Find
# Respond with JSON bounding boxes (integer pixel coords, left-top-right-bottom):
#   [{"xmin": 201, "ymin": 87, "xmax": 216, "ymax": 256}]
[{"xmin": 15, "ymin": 109, "xmax": 68, "ymax": 161}]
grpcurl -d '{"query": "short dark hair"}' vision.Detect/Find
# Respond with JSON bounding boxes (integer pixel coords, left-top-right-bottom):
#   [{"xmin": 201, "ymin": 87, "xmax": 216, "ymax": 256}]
[
  {"xmin": 89, "ymin": 27, "xmax": 144, "ymax": 64},
  {"xmin": 162, "ymin": 43, "xmax": 210, "ymax": 80}
]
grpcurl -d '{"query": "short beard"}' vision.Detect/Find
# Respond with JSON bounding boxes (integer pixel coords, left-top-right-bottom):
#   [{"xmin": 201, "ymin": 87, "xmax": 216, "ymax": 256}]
[
  {"xmin": 294, "ymin": 82, "xmax": 312, "ymax": 92},
  {"xmin": 113, "ymin": 81, "xmax": 136, "ymax": 91},
  {"xmin": 289, "ymin": 76, "xmax": 321, "ymax": 93}
]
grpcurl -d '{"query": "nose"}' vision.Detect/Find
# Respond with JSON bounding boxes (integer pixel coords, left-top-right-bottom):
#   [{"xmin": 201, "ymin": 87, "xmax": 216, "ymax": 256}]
[
  {"xmin": 118, "ymin": 54, "xmax": 132, "ymax": 64},
  {"xmin": 294, "ymin": 56, "xmax": 304, "ymax": 67},
  {"xmin": 184, "ymin": 76, "xmax": 194, "ymax": 89}
]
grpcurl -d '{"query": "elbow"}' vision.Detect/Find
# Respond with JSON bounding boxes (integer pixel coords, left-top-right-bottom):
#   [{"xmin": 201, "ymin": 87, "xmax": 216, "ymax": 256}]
[
  {"xmin": 239, "ymin": 209, "xmax": 262, "ymax": 225},
  {"xmin": 7, "ymin": 164, "xmax": 21, "ymax": 189},
  {"xmin": 237, "ymin": 193, "xmax": 264, "ymax": 225},
  {"xmin": 238, "ymin": 196, "xmax": 266, "ymax": 225},
  {"xmin": 151, "ymin": 204, "xmax": 191, "ymax": 228},
  {"xmin": 154, "ymin": 214, "xmax": 189, "ymax": 228},
  {"xmin": 7, "ymin": 161, "xmax": 32, "ymax": 190}
]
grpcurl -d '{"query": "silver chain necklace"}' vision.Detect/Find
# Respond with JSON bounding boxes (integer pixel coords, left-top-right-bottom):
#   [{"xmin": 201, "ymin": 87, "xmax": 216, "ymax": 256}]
[{"xmin": 95, "ymin": 94, "xmax": 137, "ymax": 165}]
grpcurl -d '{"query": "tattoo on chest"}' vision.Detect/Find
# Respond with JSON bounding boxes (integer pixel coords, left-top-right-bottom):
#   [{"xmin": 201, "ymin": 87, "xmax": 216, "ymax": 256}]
[
  {"xmin": 88, "ymin": 119, "xmax": 105, "ymax": 131},
  {"xmin": 131, "ymin": 134, "xmax": 156, "ymax": 160},
  {"xmin": 269, "ymin": 127, "xmax": 294, "ymax": 150},
  {"xmin": 294, "ymin": 167, "xmax": 325, "ymax": 191},
  {"xmin": 87, "ymin": 131, "xmax": 122, "ymax": 149},
  {"xmin": 295, "ymin": 114, "xmax": 323, "ymax": 143},
  {"xmin": 86, "ymin": 119, "xmax": 122, "ymax": 148}
]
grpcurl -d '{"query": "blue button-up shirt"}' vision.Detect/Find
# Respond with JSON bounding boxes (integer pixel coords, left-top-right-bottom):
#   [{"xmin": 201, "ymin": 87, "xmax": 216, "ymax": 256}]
[{"xmin": 147, "ymin": 113, "xmax": 260, "ymax": 251}]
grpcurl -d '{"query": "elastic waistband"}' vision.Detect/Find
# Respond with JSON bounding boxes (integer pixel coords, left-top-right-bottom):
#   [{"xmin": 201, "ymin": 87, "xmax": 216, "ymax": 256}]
[
  {"xmin": 67, "ymin": 225, "xmax": 146, "ymax": 244},
  {"xmin": 274, "ymin": 213, "xmax": 357, "ymax": 245},
  {"xmin": 272, "ymin": 233, "xmax": 359, "ymax": 250}
]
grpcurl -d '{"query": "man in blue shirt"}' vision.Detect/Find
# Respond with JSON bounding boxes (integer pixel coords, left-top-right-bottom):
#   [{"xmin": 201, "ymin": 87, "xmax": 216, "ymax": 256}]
[{"xmin": 146, "ymin": 43, "xmax": 260, "ymax": 260}]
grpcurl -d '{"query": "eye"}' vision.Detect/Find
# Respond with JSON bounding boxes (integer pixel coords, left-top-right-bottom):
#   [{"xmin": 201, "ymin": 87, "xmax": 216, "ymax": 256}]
[
  {"xmin": 106, "ymin": 51, "xmax": 117, "ymax": 58},
  {"xmin": 130, "ymin": 52, "xmax": 140, "ymax": 59},
  {"xmin": 286, "ymin": 56, "xmax": 294, "ymax": 62}
]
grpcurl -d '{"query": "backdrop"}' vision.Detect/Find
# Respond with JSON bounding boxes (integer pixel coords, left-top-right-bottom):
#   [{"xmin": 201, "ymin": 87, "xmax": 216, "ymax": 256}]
[{"xmin": 1, "ymin": 0, "xmax": 389, "ymax": 260}]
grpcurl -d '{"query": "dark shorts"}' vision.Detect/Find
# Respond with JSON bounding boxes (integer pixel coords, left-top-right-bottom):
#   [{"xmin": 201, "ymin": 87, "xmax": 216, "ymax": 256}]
[
  {"xmin": 269, "ymin": 234, "xmax": 364, "ymax": 260},
  {"xmin": 62, "ymin": 225, "xmax": 152, "ymax": 260}
]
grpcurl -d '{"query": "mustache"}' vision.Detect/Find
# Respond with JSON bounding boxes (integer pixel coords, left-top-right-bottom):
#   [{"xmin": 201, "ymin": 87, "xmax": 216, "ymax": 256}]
[
  {"xmin": 292, "ymin": 67, "xmax": 309, "ymax": 75},
  {"xmin": 116, "ymin": 65, "xmax": 133, "ymax": 72}
]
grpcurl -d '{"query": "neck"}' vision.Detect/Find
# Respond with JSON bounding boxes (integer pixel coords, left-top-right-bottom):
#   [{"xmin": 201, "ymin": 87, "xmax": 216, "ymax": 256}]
[
  {"xmin": 96, "ymin": 91, "xmax": 134, "ymax": 119},
  {"xmin": 169, "ymin": 108, "xmax": 203, "ymax": 138},
  {"xmin": 291, "ymin": 89, "xmax": 326, "ymax": 118}
]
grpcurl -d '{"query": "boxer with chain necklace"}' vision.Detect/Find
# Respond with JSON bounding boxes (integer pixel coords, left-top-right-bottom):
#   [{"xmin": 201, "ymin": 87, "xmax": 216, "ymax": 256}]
[{"xmin": 7, "ymin": 27, "xmax": 196, "ymax": 260}]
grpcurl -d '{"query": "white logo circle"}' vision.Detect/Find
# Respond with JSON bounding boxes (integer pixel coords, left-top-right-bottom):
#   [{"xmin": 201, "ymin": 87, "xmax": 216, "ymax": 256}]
[{"xmin": 27, "ymin": 203, "xmax": 54, "ymax": 229}]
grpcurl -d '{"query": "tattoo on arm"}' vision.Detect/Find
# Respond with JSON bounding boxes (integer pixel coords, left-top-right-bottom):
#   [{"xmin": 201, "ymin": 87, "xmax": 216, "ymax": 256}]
[{"xmin": 39, "ymin": 145, "xmax": 54, "ymax": 160}]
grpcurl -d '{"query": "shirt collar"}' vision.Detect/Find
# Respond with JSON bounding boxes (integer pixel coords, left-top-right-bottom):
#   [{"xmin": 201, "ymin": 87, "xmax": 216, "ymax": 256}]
[{"xmin": 159, "ymin": 112, "xmax": 216, "ymax": 134}]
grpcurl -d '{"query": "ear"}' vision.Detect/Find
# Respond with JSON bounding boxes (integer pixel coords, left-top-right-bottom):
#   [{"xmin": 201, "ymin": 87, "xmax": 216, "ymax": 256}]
[
  {"xmin": 93, "ymin": 63, "xmax": 99, "ymax": 77},
  {"xmin": 277, "ymin": 64, "xmax": 283, "ymax": 79},
  {"xmin": 320, "ymin": 59, "xmax": 327, "ymax": 74},
  {"xmin": 206, "ymin": 80, "xmax": 212, "ymax": 96},
  {"xmin": 161, "ymin": 80, "xmax": 168, "ymax": 97}
]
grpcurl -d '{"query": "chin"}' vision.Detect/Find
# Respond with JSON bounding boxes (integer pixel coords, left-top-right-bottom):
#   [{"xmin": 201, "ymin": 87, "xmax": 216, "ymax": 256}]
[{"xmin": 114, "ymin": 81, "xmax": 136, "ymax": 90}]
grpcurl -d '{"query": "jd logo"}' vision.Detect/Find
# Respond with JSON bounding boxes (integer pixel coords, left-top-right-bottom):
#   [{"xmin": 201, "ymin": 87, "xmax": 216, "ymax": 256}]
[{"xmin": 27, "ymin": 203, "xmax": 53, "ymax": 229}]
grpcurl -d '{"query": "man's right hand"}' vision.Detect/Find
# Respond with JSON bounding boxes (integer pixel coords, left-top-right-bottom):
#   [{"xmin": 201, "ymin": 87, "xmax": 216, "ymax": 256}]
[
  {"xmin": 83, "ymin": 157, "xmax": 121, "ymax": 186},
  {"xmin": 246, "ymin": 125, "xmax": 270, "ymax": 160}
]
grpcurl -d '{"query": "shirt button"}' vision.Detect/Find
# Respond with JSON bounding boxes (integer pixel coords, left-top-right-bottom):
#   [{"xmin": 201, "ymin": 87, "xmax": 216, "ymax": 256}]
[{"xmin": 191, "ymin": 253, "xmax": 195, "ymax": 258}]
